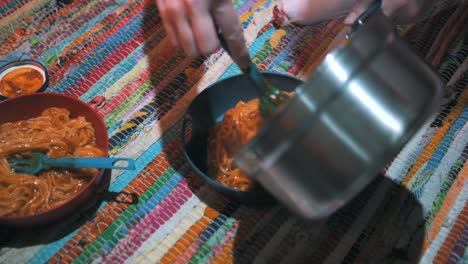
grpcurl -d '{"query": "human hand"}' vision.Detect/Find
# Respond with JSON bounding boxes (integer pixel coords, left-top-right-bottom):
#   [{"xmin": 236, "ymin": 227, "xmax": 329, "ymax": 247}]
[
  {"xmin": 276, "ymin": 0, "xmax": 434, "ymax": 26},
  {"xmin": 275, "ymin": 0, "xmax": 355, "ymax": 26},
  {"xmin": 344, "ymin": 0, "xmax": 435, "ymax": 24},
  {"xmin": 155, "ymin": 0, "xmax": 250, "ymax": 68}
]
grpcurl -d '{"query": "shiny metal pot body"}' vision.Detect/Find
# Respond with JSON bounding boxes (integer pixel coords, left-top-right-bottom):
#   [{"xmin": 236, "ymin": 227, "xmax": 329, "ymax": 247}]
[{"xmin": 235, "ymin": 10, "xmax": 443, "ymax": 218}]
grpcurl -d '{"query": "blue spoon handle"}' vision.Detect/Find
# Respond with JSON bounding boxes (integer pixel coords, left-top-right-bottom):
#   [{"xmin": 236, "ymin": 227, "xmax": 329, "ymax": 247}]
[
  {"xmin": 216, "ymin": 32, "xmax": 277, "ymax": 112},
  {"xmin": 246, "ymin": 62, "xmax": 271, "ymax": 93},
  {"xmin": 43, "ymin": 157, "xmax": 136, "ymax": 170}
]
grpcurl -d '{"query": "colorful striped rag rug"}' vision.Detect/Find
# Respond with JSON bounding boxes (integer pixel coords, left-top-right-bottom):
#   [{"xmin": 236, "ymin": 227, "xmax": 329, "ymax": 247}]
[{"xmin": 0, "ymin": 0, "xmax": 467, "ymax": 263}]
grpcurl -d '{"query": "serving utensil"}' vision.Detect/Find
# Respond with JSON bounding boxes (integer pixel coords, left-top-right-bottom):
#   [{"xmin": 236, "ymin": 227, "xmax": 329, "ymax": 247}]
[
  {"xmin": 9, "ymin": 152, "xmax": 135, "ymax": 175},
  {"xmin": 217, "ymin": 33, "xmax": 290, "ymax": 117}
]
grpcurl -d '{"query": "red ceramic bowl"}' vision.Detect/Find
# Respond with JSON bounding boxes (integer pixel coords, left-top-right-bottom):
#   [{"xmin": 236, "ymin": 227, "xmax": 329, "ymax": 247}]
[{"xmin": 0, "ymin": 93, "xmax": 109, "ymax": 227}]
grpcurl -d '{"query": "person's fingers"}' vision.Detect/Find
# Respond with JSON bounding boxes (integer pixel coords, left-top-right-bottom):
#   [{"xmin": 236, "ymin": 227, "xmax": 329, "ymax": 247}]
[
  {"xmin": 156, "ymin": 0, "xmax": 179, "ymax": 47},
  {"xmin": 213, "ymin": 0, "xmax": 250, "ymax": 69},
  {"xmin": 382, "ymin": 0, "xmax": 412, "ymax": 24},
  {"xmin": 185, "ymin": 0, "xmax": 219, "ymax": 55},
  {"xmin": 344, "ymin": 0, "xmax": 432, "ymax": 25},
  {"xmin": 279, "ymin": 0, "xmax": 356, "ymax": 26},
  {"xmin": 383, "ymin": 0, "xmax": 430, "ymax": 24},
  {"xmin": 176, "ymin": 20, "xmax": 198, "ymax": 57},
  {"xmin": 160, "ymin": 0, "xmax": 197, "ymax": 56},
  {"xmin": 343, "ymin": 0, "xmax": 374, "ymax": 24},
  {"xmin": 381, "ymin": 0, "xmax": 407, "ymax": 17}
]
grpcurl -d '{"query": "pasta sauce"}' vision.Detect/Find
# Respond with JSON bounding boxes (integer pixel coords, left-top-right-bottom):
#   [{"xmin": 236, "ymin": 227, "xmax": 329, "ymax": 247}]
[
  {"xmin": 0, "ymin": 67, "xmax": 44, "ymax": 97},
  {"xmin": 0, "ymin": 107, "xmax": 104, "ymax": 217}
]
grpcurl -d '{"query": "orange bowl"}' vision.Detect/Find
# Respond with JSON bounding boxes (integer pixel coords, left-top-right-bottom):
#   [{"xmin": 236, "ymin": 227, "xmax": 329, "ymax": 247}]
[{"xmin": 0, "ymin": 93, "xmax": 109, "ymax": 226}]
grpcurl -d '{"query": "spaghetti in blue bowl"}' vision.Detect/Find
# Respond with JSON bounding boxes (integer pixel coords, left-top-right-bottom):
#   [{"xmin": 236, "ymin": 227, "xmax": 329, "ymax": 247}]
[{"xmin": 181, "ymin": 72, "xmax": 302, "ymax": 205}]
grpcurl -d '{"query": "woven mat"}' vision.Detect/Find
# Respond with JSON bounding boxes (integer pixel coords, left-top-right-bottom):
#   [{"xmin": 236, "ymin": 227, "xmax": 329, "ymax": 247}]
[{"xmin": 0, "ymin": 0, "xmax": 467, "ymax": 263}]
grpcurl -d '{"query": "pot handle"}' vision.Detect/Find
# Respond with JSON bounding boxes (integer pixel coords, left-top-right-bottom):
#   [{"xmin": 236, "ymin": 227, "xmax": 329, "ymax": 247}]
[{"xmin": 350, "ymin": 0, "xmax": 382, "ymax": 32}]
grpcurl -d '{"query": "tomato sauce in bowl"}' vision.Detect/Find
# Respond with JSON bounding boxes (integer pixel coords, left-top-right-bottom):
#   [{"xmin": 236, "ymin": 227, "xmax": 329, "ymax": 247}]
[{"xmin": 0, "ymin": 60, "xmax": 48, "ymax": 100}]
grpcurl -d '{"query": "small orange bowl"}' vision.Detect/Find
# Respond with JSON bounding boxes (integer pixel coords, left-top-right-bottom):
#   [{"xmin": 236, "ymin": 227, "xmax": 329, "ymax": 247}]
[
  {"xmin": 0, "ymin": 60, "xmax": 49, "ymax": 100},
  {"xmin": 0, "ymin": 93, "xmax": 109, "ymax": 227}
]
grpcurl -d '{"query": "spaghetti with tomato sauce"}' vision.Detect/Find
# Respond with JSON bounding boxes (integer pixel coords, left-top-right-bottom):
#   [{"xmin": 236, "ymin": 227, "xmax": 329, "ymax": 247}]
[
  {"xmin": 0, "ymin": 107, "xmax": 104, "ymax": 217},
  {"xmin": 207, "ymin": 98, "xmax": 264, "ymax": 191}
]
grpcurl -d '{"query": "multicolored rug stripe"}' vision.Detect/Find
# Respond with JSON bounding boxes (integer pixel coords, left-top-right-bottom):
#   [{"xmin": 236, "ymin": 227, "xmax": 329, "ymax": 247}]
[{"xmin": 0, "ymin": 0, "xmax": 467, "ymax": 263}]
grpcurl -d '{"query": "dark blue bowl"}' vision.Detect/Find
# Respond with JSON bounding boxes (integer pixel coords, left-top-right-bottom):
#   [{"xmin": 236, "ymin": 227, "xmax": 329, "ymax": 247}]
[{"xmin": 182, "ymin": 72, "xmax": 303, "ymax": 205}]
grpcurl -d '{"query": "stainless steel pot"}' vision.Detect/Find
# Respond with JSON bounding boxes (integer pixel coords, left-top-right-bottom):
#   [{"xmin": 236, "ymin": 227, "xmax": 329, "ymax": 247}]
[{"xmin": 234, "ymin": 4, "xmax": 444, "ymax": 219}]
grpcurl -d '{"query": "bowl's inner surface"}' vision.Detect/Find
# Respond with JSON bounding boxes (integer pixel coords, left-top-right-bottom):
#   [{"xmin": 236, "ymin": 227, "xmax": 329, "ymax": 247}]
[{"xmin": 184, "ymin": 73, "xmax": 302, "ymax": 192}]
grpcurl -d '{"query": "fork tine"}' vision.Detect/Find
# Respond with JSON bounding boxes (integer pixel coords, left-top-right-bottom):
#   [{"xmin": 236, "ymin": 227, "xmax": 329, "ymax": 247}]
[
  {"xmin": 13, "ymin": 166, "xmax": 36, "ymax": 174},
  {"xmin": 12, "ymin": 167, "xmax": 30, "ymax": 173},
  {"xmin": 8, "ymin": 158, "xmax": 35, "ymax": 174},
  {"xmin": 9, "ymin": 160, "xmax": 31, "ymax": 166}
]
